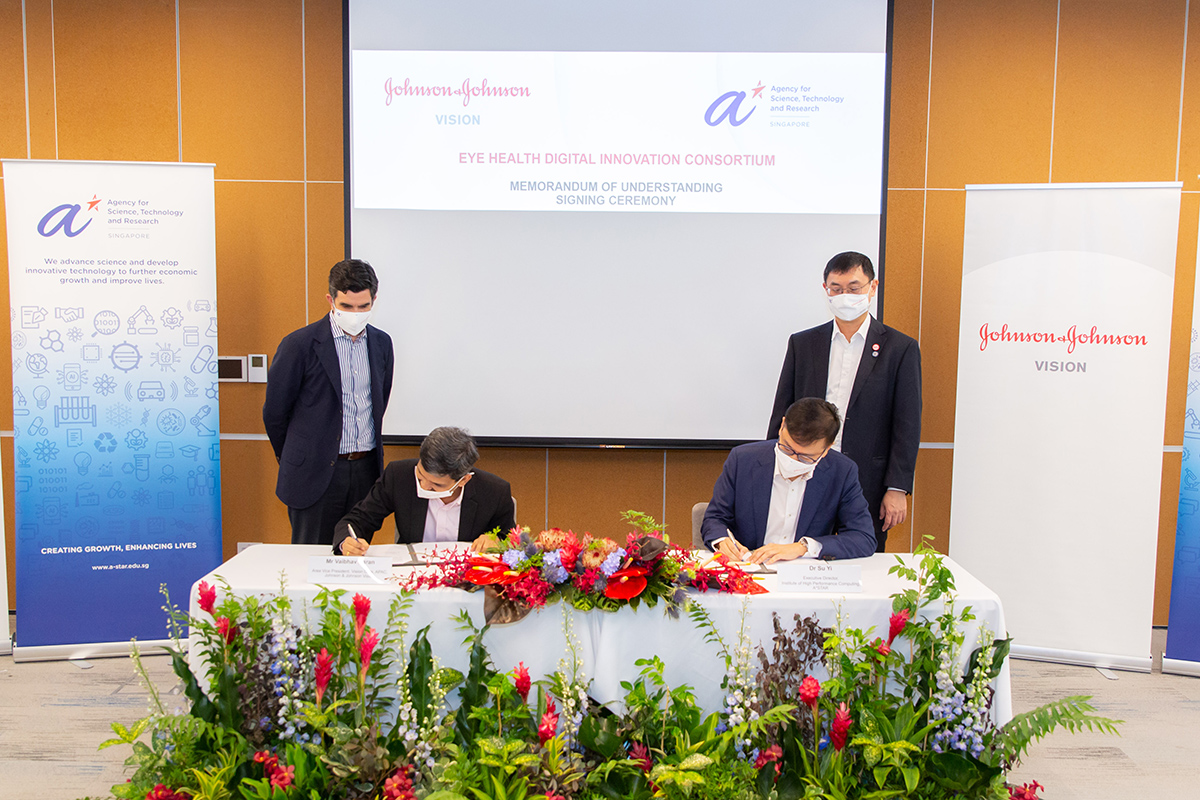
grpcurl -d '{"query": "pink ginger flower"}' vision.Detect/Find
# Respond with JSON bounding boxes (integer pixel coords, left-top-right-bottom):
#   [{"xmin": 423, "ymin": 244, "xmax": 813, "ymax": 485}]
[
  {"xmin": 831, "ymin": 703, "xmax": 852, "ymax": 751},
  {"xmin": 359, "ymin": 627, "xmax": 380, "ymax": 680},
  {"xmin": 197, "ymin": 581, "xmax": 216, "ymax": 615},
  {"xmin": 314, "ymin": 648, "xmax": 333, "ymax": 707},
  {"xmin": 513, "ymin": 661, "xmax": 531, "ymax": 703},
  {"xmin": 538, "ymin": 698, "xmax": 559, "ymax": 745},
  {"xmin": 799, "ymin": 675, "xmax": 821, "ymax": 710},
  {"xmin": 352, "ymin": 593, "xmax": 371, "ymax": 642},
  {"xmin": 888, "ymin": 608, "xmax": 911, "ymax": 645}
]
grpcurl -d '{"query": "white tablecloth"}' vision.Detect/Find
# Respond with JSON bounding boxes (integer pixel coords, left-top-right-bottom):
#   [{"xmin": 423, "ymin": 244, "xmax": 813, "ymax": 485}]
[{"xmin": 189, "ymin": 545, "xmax": 1011, "ymax": 724}]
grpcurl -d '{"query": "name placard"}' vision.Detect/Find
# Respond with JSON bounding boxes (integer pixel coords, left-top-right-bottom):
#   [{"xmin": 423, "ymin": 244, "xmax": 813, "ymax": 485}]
[
  {"xmin": 776, "ymin": 562, "xmax": 863, "ymax": 593},
  {"xmin": 307, "ymin": 556, "xmax": 392, "ymax": 585}
]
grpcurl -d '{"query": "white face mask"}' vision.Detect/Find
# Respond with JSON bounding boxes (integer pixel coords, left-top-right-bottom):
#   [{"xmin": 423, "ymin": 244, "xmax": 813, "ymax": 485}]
[
  {"xmin": 332, "ymin": 308, "xmax": 372, "ymax": 337},
  {"xmin": 827, "ymin": 291, "xmax": 871, "ymax": 322},
  {"xmin": 415, "ymin": 471, "xmax": 471, "ymax": 500},
  {"xmin": 775, "ymin": 445, "xmax": 818, "ymax": 479}
]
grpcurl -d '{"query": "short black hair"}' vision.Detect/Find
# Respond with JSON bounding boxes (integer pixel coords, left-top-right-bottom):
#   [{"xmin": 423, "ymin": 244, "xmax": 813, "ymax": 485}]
[
  {"xmin": 823, "ymin": 251, "xmax": 875, "ymax": 282},
  {"xmin": 328, "ymin": 259, "xmax": 379, "ymax": 299},
  {"xmin": 784, "ymin": 398, "xmax": 841, "ymax": 448},
  {"xmin": 419, "ymin": 426, "xmax": 479, "ymax": 479}
]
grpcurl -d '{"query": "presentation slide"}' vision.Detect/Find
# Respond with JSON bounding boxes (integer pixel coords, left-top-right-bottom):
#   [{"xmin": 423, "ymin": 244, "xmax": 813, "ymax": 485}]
[{"xmin": 348, "ymin": 0, "xmax": 889, "ymax": 443}]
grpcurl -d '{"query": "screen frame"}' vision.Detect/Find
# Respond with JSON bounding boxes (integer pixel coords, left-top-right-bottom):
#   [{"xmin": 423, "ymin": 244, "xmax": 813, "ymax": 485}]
[{"xmin": 341, "ymin": 0, "xmax": 896, "ymax": 449}]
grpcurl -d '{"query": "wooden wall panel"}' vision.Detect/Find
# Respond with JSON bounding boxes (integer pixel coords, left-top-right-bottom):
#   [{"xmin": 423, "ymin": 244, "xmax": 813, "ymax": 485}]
[
  {"xmin": 910, "ymin": 447, "xmax": 952, "ymax": 555},
  {"xmin": 0, "ymin": 1, "xmax": 28, "ymax": 160},
  {"xmin": 213, "ymin": 181, "xmax": 306, "ymax": 433},
  {"xmin": 474, "ymin": 447, "xmax": 548, "ymax": 532},
  {"xmin": 179, "ymin": 0, "xmax": 305, "ymax": 180},
  {"xmin": 664, "ymin": 449, "xmax": 728, "ymax": 546},
  {"xmin": 925, "ymin": 0, "xmax": 1058, "ymax": 188},
  {"xmin": 306, "ymin": 181, "xmax": 345, "ymax": 321},
  {"xmin": 1178, "ymin": 3, "xmax": 1200, "ymax": 193},
  {"xmin": 52, "ymin": 0, "xmax": 178, "ymax": 163},
  {"xmin": 1052, "ymin": 0, "xmax": 1187, "ymax": 182},
  {"xmin": 219, "ymin": 439, "xmax": 290, "ymax": 560},
  {"xmin": 1167, "ymin": 193, "xmax": 1198, "ymax": 447},
  {"xmin": 913, "ymin": 190, "xmax": 966, "ymax": 444},
  {"xmin": 1157, "ymin": 452, "xmax": 1183, "ymax": 626},
  {"xmin": 304, "ymin": 0, "xmax": 344, "ymax": 183},
  {"xmin": 881, "ymin": 188, "xmax": 924, "ymax": 339},
  {"xmin": 22, "ymin": 0, "xmax": 57, "ymax": 160},
  {"xmin": 886, "ymin": 1, "xmax": 931, "ymax": 190},
  {"xmin": 547, "ymin": 449, "xmax": 663, "ymax": 540}
]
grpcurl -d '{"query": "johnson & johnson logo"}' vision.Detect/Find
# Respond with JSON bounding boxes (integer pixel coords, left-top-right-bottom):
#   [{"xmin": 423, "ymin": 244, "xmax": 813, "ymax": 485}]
[
  {"xmin": 384, "ymin": 77, "xmax": 531, "ymax": 107},
  {"xmin": 979, "ymin": 322, "xmax": 1148, "ymax": 354}
]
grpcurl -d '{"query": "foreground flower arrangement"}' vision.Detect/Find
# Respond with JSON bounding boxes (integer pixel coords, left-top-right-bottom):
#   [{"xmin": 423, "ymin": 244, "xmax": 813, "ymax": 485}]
[
  {"xmin": 92, "ymin": 537, "xmax": 1120, "ymax": 800},
  {"xmin": 404, "ymin": 511, "xmax": 765, "ymax": 624}
]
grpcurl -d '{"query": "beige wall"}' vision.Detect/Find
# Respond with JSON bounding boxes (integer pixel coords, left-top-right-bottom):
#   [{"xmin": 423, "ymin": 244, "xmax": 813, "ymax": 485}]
[{"xmin": 0, "ymin": 1, "xmax": 1194, "ymax": 625}]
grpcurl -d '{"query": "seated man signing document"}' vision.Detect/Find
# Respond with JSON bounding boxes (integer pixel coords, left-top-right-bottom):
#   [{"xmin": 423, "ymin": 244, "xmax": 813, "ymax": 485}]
[
  {"xmin": 702, "ymin": 398, "xmax": 876, "ymax": 564},
  {"xmin": 334, "ymin": 426, "xmax": 515, "ymax": 555}
]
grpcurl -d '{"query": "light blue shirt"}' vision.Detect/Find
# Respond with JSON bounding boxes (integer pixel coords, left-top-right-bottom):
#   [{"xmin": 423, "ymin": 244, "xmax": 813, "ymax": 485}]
[{"xmin": 329, "ymin": 314, "xmax": 376, "ymax": 454}]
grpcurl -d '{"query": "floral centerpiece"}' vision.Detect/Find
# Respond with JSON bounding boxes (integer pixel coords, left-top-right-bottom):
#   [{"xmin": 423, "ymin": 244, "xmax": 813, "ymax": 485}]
[
  {"xmin": 405, "ymin": 511, "xmax": 764, "ymax": 623},
  {"xmin": 92, "ymin": 537, "xmax": 1121, "ymax": 800}
]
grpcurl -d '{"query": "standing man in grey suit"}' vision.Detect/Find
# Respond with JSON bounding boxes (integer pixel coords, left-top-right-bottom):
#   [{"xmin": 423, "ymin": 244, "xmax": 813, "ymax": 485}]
[
  {"xmin": 767, "ymin": 251, "xmax": 921, "ymax": 552},
  {"xmin": 263, "ymin": 259, "xmax": 394, "ymax": 545}
]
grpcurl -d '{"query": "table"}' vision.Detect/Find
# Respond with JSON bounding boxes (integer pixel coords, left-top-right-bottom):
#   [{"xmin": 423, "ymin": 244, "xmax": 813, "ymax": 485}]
[{"xmin": 189, "ymin": 545, "xmax": 1011, "ymax": 724}]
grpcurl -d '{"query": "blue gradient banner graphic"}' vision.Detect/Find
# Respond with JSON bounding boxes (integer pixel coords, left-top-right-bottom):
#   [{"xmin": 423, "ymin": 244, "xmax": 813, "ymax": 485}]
[
  {"xmin": 2, "ymin": 160, "xmax": 221, "ymax": 650},
  {"xmin": 1168, "ymin": 241, "xmax": 1200, "ymax": 665}
]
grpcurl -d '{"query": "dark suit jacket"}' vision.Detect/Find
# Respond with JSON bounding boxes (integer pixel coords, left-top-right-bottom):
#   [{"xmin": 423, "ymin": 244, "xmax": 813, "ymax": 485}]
[
  {"xmin": 262, "ymin": 316, "xmax": 394, "ymax": 509},
  {"xmin": 767, "ymin": 317, "xmax": 921, "ymax": 533},
  {"xmin": 700, "ymin": 440, "xmax": 876, "ymax": 560},
  {"xmin": 332, "ymin": 459, "xmax": 516, "ymax": 552}
]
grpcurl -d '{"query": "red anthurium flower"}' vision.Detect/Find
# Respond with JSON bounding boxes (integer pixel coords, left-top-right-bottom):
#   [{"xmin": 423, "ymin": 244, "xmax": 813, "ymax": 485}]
[
  {"xmin": 538, "ymin": 699, "xmax": 559, "ymax": 745},
  {"xmin": 315, "ymin": 648, "xmax": 333, "ymax": 707},
  {"xmin": 352, "ymin": 593, "xmax": 371, "ymax": 642},
  {"xmin": 270, "ymin": 764, "xmax": 295, "ymax": 789},
  {"xmin": 799, "ymin": 675, "xmax": 820, "ymax": 709},
  {"xmin": 464, "ymin": 556, "xmax": 523, "ymax": 585},
  {"xmin": 888, "ymin": 608, "xmax": 911, "ymax": 645},
  {"xmin": 513, "ymin": 662, "xmax": 531, "ymax": 703},
  {"xmin": 831, "ymin": 703, "xmax": 852, "ymax": 751},
  {"xmin": 873, "ymin": 638, "xmax": 891, "ymax": 658},
  {"xmin": 604, "ymin": 565, "xmax": 650, "ymax": 600},
  {"xmin": 197, "ymin": 581, "xmax": 216, "ymax": 615},
  {"xmin": 359, "ymin": 627, "xmax": 380, "ymax": 679},
  {"xmin": 215, "ymin": 617, "xmax": 237, "ymax": 646}
]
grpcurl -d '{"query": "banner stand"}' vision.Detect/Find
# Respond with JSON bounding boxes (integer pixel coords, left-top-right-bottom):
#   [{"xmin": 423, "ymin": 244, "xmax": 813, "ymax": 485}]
[
  {"xmin": 1010, "ymin": 644, "xmax": 1151, "ymax": 674},
  {"xmin": 1, "ymin": 449, "xmax": 10, "ymax": 655},
  {"xmin": 12, "ymin": 638, "xmax": 173, "ymax": 663}
]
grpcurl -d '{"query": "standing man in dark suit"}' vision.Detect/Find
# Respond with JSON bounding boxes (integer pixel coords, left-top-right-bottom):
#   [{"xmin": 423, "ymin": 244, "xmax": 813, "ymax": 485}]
[
  {"xmin": 263, "ymin": 259, "xmax": 394, "ymax": 545},
  {"xmin": 334, "ymin": 426, "xmax": 515, "ymax": 554},
  {"xmin": 703, "ymin": 398, "xmax": 876, "ymax": 563},
  {"xmin": 767, "ymin": 251, "xmax": 921, "ymax": 552}
]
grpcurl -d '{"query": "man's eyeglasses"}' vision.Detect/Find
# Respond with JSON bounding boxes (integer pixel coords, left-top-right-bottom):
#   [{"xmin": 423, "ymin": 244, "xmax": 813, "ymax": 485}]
[
  {"xmin": 825, "ymin": 283, "xmax": 871, "ymax": 296},
  {"xmin": 778, "ymin": 440, "xmax": 828, "ymax": 464}
]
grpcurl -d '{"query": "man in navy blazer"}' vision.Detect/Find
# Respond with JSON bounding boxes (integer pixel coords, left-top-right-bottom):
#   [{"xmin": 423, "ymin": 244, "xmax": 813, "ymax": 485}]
[
  {"xmin": 703, "ymin": 398, "xmax": 876, "ymax": 563},
  {"xmin": 263, "ymin": 259, "xmax": 394, "ymax": 545},
  {"xmin": 767, "ymin": 251, "xmax": 921, "ymax": 552}
]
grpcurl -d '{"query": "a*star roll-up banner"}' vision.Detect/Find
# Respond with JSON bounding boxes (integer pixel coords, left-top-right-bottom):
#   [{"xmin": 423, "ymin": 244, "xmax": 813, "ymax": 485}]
[
  {"xmin": 2, "ymin": 160, "xmax": 222, "ymax": 661},
  {"xmin": 1165, "ymin": 214, "xmax": 1200, "ymax": 678},
  {"xmin": 950, "ymin": 182, "xmax": 1180, "ymax": 672}
]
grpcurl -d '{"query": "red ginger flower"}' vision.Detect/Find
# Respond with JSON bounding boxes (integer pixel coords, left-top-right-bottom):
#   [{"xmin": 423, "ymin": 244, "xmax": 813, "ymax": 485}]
[
  {"xmin": 513, "ymin": 662, "xmax": 531, "ymax": 703},
  {"xmin": 359, "ymin": 627, "xmax": 380, "ymax": 679},
  {"xmin": 831, "ymin": 702, "xmax": 852, "ymax": 751},
  {"xmin": 888, "ymin": 608, "xmax": 911, "ymax": 645},
  {"xmin": 270, "ymin": 764, "xmax": 295, "ymax": 789},
  {"xmin": 315, "ymin": 647, "xmax": 333, "ymax": 706},
  {"xmin": 799, "ymin": 675, "xmax": 821, "ymax": 709},
  {"xmin": 538, "ymin": 699, "xmax": 559, "ymax": 745},
  {"xmin": 197, "ymin": 581, "xmax": 216, "ymax": 615},
  {"xmin": 873, "ymin": 638, "xmax": 891, "ymax": 658},
  {"xmin": 215, "ymin": 617, "xmax": 237, "ymax": 646},
  {"xmin": 629, "ymin": 741, "xmax": 652, "ymax": 774},
  {"xmin": 352, "ymin": 593, "xmax": 371, "ymax": 642}
]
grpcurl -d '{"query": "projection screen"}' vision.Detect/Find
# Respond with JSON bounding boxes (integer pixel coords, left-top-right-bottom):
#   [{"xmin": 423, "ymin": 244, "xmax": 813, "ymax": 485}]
[{"xmin": 347, "ymin": 0, "xmax": 891, "ymax": 445}]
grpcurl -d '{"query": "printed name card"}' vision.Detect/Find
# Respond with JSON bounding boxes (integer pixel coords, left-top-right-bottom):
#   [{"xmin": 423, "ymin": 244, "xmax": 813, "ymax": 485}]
[
  {"xmin": 776, "ymin": 562, "xmax": 863, "ymax": 593},
  {"xmin": 307, "ymin": 556, "xmax": 392, "ymax": 585}
]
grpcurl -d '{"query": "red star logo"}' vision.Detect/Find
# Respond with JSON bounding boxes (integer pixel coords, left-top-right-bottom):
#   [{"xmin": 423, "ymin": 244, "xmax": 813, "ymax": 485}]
[
  {"xmin": 751, "ymin": 82, "xmax": 765, "ymax": 99},
  {"xmin": 86, "ymin": 194, "xmax": 101, "ymax": 211}
]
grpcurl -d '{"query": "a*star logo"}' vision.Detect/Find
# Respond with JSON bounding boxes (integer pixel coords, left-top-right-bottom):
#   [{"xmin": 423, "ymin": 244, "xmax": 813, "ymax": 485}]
[
  {"xmin": 704, "ymin": 81, "xmax": 764, "ymax": 127},
  {"xmin": 36, "ymin": 194, "xmax": 101, "ymax": 238}
]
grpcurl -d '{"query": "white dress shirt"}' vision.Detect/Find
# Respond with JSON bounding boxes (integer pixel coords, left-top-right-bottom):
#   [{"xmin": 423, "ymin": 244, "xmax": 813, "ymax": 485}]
[
  {"xmin": 761, "ymin": 452, "xmax": 823, "ymax": 558},
  {"xmin": 826, "ymin": 314, "xmax": 870, "ymax": 451},
  {"xmin": 423, "ymin": 489, "xmax": 465, "ymax": 543}
]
